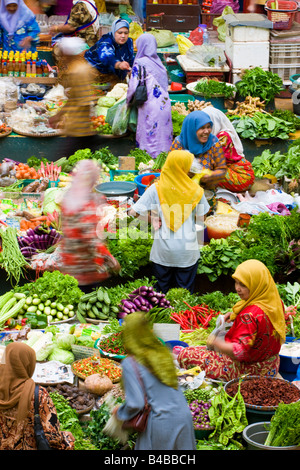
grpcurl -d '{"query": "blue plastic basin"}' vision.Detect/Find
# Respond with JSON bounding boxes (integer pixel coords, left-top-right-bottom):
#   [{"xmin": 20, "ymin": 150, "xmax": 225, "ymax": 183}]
[{"xmin": 134, "ymin": 173, "xmax": 160, "ymax": 195}]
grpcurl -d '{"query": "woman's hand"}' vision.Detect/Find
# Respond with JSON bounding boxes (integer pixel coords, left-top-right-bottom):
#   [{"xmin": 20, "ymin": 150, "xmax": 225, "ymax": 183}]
[
  {"xmin": 115, "ymin": 61, "xmax": 131, "ymax": 71},
  {"xmin": 19, "ymin": 36, "xmax": 32, "ymax": 50},
  {"xmin": 151, "ymin": 215, "xmax": 162, "ymax": 231}
]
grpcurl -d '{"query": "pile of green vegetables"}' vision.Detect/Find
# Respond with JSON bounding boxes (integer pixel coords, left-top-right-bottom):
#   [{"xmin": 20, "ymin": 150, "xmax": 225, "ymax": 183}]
[
  {"xmin": 194, "ymin": 78, "xmax": 235, "ymax": 99},
  {"xmin": 232, "ymin": 111, "xmax": 294, "ymax": 140},
  {"xmin": 235, "ymin": 67, "xmax": 283, "ymax": 104},
  {"xmin": 0, "ymin": 227, "xmax": 29, "ymax": 285},
  {"xmin": 264, "ymin": 401, "xmax": 300, "ymax": 447},
  {"xmin": 198, "ymin": 210, "xmax": 300, "ymax": 281},
  {"xmin": 54, "ymin": 147, "xmax": 118, "ymax": 173},
  {"xmin": 252, "ymin": 139, "xmax": 300, "ymax": 180}
]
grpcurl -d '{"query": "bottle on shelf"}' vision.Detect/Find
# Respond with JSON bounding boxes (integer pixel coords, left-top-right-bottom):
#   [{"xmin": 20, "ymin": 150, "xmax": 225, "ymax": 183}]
[
  {"xmin": 2, "ymin": 62, "xmax": 8, "ymax": 77},
  {"xmin": 14, "ymin": 60, "xmax": 20, "ymax": 77},
  {"xmin": 20, "ymin": 58, "xmax": 26, "ymax": 77},
  {"xmin": 26, "ymin": 60, "xmax": 31, "ymax": 77},
  {"xmin": 7, "ymin": 58, "xmax": 14, "ymax": 77},
  {"xmin": 36, "ymin": 61, "xmax": 43, "ymax": 77},
  {"xmin": 31, "ymin": 60, "xmax": 36, "ymax": 77}
]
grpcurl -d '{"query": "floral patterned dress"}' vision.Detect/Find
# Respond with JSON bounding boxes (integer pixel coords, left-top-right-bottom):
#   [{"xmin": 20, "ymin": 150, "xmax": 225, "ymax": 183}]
[
  {"xmin": 127, "ymin": 62, "xmax": 173, "ymax": 159},
  {"xmin": 177, "ymin": 305, "xmax": 281, "ymax": 381},
  {"xmin": 0, "ymin": 387, "xmax": 74, "ymax": 450}
]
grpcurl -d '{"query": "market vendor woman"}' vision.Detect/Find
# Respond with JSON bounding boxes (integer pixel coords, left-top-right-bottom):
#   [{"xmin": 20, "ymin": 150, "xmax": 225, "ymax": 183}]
[
  {"xmin": 84, "ymin": 18, "xmax": 134, "ymax": 86},
  {"xmin": 0, "ymin": 0, "xmax": 40, "ymax": 52},
  {"xmin": 170, "ymin": 110, "xmax": 227, "ymax": 190},
  {"xmin": 177, "ymin": 259, "xmax": 286, "ymax": 381}
]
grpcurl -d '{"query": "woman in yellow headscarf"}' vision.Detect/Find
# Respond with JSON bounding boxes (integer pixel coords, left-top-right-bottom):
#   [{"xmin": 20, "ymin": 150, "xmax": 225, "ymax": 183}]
[
  {"xmin": 114, "ymin": 312, "xmax": 196, "ymax": 450},
  {"xmin": 129, "ymin": 150, "xmax": 210, "ymax": 293},
  {"xmin": 177, "ymin": 260, "xmax": 286, "ymax": 381}
]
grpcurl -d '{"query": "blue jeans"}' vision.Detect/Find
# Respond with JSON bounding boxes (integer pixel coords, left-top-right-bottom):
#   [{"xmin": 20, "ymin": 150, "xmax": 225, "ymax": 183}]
[{"xmin": 152, "ymin": 261, "xmax": 199, "ymax": 294}]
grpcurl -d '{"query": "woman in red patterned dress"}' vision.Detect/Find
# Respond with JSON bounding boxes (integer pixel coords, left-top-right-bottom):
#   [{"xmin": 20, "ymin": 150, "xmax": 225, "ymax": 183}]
[
  {"xmin": 0, "ymin": 342, "xmax": 74, "ymax": 450},
  {"xmin": 177, "ymin": 259, "xmax": 286, "ymax": 381}
]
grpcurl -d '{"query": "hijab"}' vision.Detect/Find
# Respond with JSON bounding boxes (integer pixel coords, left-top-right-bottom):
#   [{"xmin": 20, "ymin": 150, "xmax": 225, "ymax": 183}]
[
  {"xmin": 0, "ymin": 0, "xmax": 35, "ymax": 36},
  {"xmin": 0, "ymin": 342, "xmax": 36, "ymax": 423},
  {"xmin": 134, "ymin": 33, "xmax": 169, "ymax": 90},
  {"xmin": 178, "ymin": 110, "xmax": 219, "ymax": 156},
  {"xmin": 61, "ymin": 159, "xmax": 101, "ymax": 213},
  {"xmin": 203, "ymin": 106, "xmax": 245, "ymax": 157},
  {"xmin": 155, "ymin": 150, "xmax": 204, "ymax": 232},
  {"xmin": 122, "ymin": 312, "xmax": 178, "ymax": 389},
  {"xmin": 111, "ymin": 18, "xmax": 130, "ymax": 38},
  {"xmin": 231, "ymin": 259, "xmax": 286, "ymax": 344}
]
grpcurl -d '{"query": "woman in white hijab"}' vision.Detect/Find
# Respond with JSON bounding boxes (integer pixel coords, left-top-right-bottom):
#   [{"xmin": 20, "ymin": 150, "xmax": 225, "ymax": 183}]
[
  {"xmin": 0, "ymin": 0, "xmax": 40, "ymax": 51},
  {"xmin": 203, "ymin": 106, "xmax": 255, "ymax": 193}
]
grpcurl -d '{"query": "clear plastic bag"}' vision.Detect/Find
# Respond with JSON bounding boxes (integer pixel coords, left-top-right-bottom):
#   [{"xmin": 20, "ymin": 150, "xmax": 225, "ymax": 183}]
[{"xmin": 111, "ymin": 99, "xmax": 130, "ymax": 136}]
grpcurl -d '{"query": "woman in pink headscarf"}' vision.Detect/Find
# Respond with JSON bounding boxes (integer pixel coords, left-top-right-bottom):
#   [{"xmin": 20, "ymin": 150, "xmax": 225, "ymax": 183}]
[
  {"xmin": 57, "ymin": 159, "xmax": 120, "ymax": 291},
  {"xmin": 0, "ymin": 0, "xmax": 40, "ymax": 51},
  {"xmin": 126, "ymin": 33, "xmax": 173, "ymax": 159}
]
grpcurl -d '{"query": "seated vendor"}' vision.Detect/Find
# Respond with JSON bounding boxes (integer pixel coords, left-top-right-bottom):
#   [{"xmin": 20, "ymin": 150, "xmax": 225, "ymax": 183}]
[
  {"xmin": 170, "ymin": 110, "xmax": 227, "ymax": 190},
  {"xmin": 177, "ymin": 259, "xmax": 286, "ymax": 382},
  {"xmin": 203, "ymin": 106, "xmax": 255, "ymax": 192},
  {"xmin": 0, "ymin": 0, "xmax": 40, "ymax": 52},
  {"xmin": 84, "ymin": 18, "xmax": 134, "ymax": 87}
]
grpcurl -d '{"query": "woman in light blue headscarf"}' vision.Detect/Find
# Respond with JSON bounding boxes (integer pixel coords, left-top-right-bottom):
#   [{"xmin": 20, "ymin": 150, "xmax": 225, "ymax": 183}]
[
  {"xmin": 84, "ymin": 17, "xmax": 134, "ymax": 83},
  {"xmin": 0, "ymin": 0, "xmax": 40, "ymax": 52},
  {"xmin": 170, "ymin": 110, "xmax": 227, "ymax": 189}
]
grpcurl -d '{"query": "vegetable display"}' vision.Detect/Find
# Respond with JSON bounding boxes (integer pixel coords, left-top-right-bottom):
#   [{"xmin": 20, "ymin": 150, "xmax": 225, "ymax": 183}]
[
  {"xmin": 117, "ymin": 285, "xmax": 172, "ymax": 319},
  {"xmin": 232, "ymin": 111, "xmax": 294, "ymax": 140},
  {"xmin": 235, "ymin": 67, "xmax": 283, "ymax": 104},
  {"xmin": 17, "ymin": 226, "xmax": 61, "ymax": 259},
  {"xmin": 0, "ymin": 227, "xmax": 29, "ymax": 285},
  {"xmin": 170, "ymin": 303, "xmax": 219, "ymax": 330},
  {"xmin": 72, "ymin": 355, "xmax": 122, "ymax": 382},
  {"xmin": 194, "ymin": 78, "xmax": 235, "ymax": 99},
  {"xmin": 76, "ymin": 287, "xmax": 119, "ymax": 322},
  {"xmin": 264, "ymin": 401, "xmax": 300, "ymax": 447}
]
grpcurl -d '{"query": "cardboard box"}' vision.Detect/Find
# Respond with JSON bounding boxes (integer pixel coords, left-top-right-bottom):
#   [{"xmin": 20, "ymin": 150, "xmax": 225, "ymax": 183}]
[{"xmin": 118, "ymin": 156, "xmax": 135, "ymax": 170}]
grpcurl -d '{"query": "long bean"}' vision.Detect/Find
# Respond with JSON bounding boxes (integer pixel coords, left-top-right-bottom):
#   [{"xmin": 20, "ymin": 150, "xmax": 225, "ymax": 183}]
[{"xmin": 0, "ymin": 227, "xmax": 29, "ymax": 285}]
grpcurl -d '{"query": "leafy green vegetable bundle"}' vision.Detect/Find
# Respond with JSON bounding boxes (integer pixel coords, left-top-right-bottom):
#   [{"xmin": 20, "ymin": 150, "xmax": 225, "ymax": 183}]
[
  {"xmin": 232, "ymin": 111, "xmax": 294, "ymax": 140},
  {"xmin": 194, "ymin": 78, "xmax": 235, "ymax": 99},
  {"xmin": 235, "ymin": 67, "xmax": 283, "ymax": 104},
  {"xmin": 264, "ymin": 401, "xmax": 300, "ymax": 447}
]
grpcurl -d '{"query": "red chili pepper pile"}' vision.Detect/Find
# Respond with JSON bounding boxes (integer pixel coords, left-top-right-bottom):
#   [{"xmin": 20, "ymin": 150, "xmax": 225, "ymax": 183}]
[
  {"xmin": 98, "ymin": 332, "xmax": 127, "ymax": 356},
  {"xmin": 170, "ymin": 302, "xmax": 220, "ymax": 330}
]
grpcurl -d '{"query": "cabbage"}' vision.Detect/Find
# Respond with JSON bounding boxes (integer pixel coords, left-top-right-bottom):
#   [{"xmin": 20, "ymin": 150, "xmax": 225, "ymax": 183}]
[
  {"xmin": 97, "ymin": 96, "xmax": 116, "ymax": 108},
  {"xmin": 95, "ymin": 105, "xmax": 109, "ymax": 117},
  {"xmin": 56, "ymin": 333, "xmax": 75, "ymax": 350},
  {"xmin": 36, "ymin": 342, "xmax": 55, "ymax": 361},
  {"xmin": 48, "ymin": 347, "xmax": 75, "ymax": 364},
  {"xmin": 42, "ymin": 188, "xmax": 61, "ymax": 214}
]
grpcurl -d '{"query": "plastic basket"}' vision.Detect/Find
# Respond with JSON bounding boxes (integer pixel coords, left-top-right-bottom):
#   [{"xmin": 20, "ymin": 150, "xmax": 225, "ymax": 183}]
[
  {"xmin": 265, "ymin": 0, "xmax": 298, "ymax": 29},
  {"xmin": 109, "ymin": 169, "xmax": 138, "ymax": 181}
]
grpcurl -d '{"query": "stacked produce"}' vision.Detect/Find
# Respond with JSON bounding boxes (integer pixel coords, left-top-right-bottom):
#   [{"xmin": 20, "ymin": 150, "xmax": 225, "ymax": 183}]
[
  {"xmin": 17, "ymin": 226, "xmax": 61, "ymax": 259},
  {"xmin": 117, "ymin": 285, "xmax": 172, "ymax": 319},
  {"xmin": 170, "ymin": 303, "xmax": 219, "ymax": 330},
  {"xmin": 264, "ymin": 401, "xmax": 300, "ymax": 448},
  {"xmin": 226, "ymin": 95, "xmax": 266, "ymax": 117},
  {"xmin": 76, "ymin": 287, "xmax": 119, "ymax": 322},
  {"xmin": 184, "ymin": 388, "xmax": 214, "ymax": 431}
]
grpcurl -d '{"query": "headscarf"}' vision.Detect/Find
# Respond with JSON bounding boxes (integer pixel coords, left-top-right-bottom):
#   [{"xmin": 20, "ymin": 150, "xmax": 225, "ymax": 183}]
[
  {"xmin": 58, "ymin": 36, "xmax": 88, "ymax": 55},
  {"xmin": 155, "ymin": 150, "xmax": 204, "ymax": 232},
  {"xmin": 0, "ymin": 0, "xmax": 35, "ymax": 36},
  {"xmin": 203, "ymin": 106, "xmax": 245, "ymax": 157},
  {"xmin": 61, "ymin": 159, "xmax": 101, "ymax": 213},
  {"xmin": 0, "ymin": 342, "xmax": 36, "ymax": 423},
  {"xmin": 111, "ymin": 18, "xmax": 130, "ymax": 38},
  {"xmin": 134, "ymin": 33, "xmax": 169, "ymax": 90},
  {"xmin": 231, "ymin": 259, "xmax": 286, "ymax": 344},
  {"xmin": 122, "ymin": 312, "xmax": 178, "ymax": 389},
  {"xmin": 178, "ymin": 110, "xmax": 219, "ymax": 156}
]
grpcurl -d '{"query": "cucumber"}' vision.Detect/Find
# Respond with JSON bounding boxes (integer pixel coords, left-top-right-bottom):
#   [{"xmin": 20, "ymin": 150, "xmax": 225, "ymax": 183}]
[
  {"xmin": 110, "ymin": 306, "xmax": 119, "ymax": 313},
  {"xmin": 56, "ymin": 303, "xmax": 65, "ymax": 312},
  {"xmin": 14, "ymin": 292, "xmax": 26, "ymax": 300},
  {"xmin": 80, "ymin": 292, "xmax": 96, "ymax": 302},
  {"xmin": 86, "ymin": 302, "xmax": 92, "ymax": 310},
  {"xmin": 87, "ymin": 310, "xmax": 96, "ymax": 319},
  {"xmin": 27, "ymin": 305, "xmax": 37, "ymax": 313},
  {"xmin": 25, "ymin": 297, "xmax": 33, "ymax": 305},
  {"xmin": 96, "ymin": 301, "xmax": 103, "ymax": 309},
  {"xmin": 76, "ymin": 310, "xmax": 86, "ymax": 323},
  {"xmin": 38, "ymin": 303, "xmax": 45, "ymax": 311},
  {"xmin": 98, "ymin": 312, "xmax": 108, "ymax": 320},
  {"xmin": 102, "ymin": 305, "xmax": 110, "ymax": 315},
  {"xmin": 44, "ymin": 306, "xmax": 51, "ymax": 315},
  {"xmin": 97, "ymin": 289, "xmax": 104, "ymax": 302},
  {"xmin": 77, "ymin": 304, "xmax": 86, "ymax": 317},
  {"xmin": 103, "ymin": 291, "xmax": 111, "ymax": 305},
  {"xmin": 92, "ymin": 305, "xmax": 100, "ymax": 316},
  {"xmin": 79, "ymin": 302, "xmax": 88, "ymax": 311},
  {"xmin": 32, "ymin": 298, "xmax": 41, "ymax": 305},
  {"xmin": 88, "ymin": 294, "xmax": 98, "ymax": 304}
]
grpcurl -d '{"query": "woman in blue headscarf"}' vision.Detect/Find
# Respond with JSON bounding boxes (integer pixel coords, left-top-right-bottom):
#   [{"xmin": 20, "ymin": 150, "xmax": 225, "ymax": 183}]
[
  {"xmin": 170, "ymin": 110, "xmax": 227, "ymax": 189},
  {"xmin": 84, "ymin": 18, "xmax": 134, "ymax": 84},
  {"xmin": 0, "ymin": 0, "xmax": 40, "ymax": 52}
]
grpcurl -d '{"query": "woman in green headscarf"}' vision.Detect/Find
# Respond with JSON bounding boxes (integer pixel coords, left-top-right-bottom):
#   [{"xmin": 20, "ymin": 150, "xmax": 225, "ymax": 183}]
[{"xmin": 114, "ymin": 312, "xmax": 196, "ymax": 450}]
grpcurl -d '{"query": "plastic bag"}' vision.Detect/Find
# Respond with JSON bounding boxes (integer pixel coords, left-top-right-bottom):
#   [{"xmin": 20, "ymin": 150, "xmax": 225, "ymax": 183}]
[
  {"xmin": 176, "ymin": 34, "xmax": 194, "ymax": 54},
  {"xmin": 188, "ymin": 27, "xmax": 204, "ymax": 46},
  {"xmin": 212, "ymin": 6, "xmax": 234, "ymax": 42},
  {"xmin": 106, "ymin": 98, "xmax": 130, "ymax": 136},
  {"xmin": 186, "ymin": 45, "xmax": 226, "ymax": 67},
  {"xmin": 206, "ymin": 315, "xmax": 233, "ymax": 350},
  {"xmin": 129, "ymin": 21, "xmax": 143, "ymax": 42},
  {"xmin": 148, "ymin": 28, "xmax": 176, "ymax": 48}
]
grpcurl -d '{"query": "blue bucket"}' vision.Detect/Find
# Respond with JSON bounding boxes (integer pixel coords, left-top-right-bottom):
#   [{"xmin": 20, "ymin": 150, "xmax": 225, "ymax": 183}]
[{"xmin": 134, "ymin": 172, "xmax": 161, "ymax": 195}]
